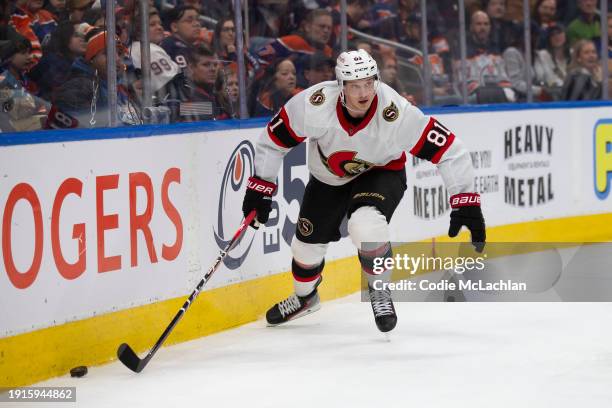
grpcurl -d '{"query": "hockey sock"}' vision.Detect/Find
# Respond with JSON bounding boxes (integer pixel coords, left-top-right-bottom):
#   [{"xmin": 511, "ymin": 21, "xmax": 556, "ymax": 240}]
[
  {"xmin": 358, "ymin": 242, "xmax": 393, "ymax": 288},
  {"xmin": 292, "ymin": 259, "xmax": 325, "ymax": 297}
]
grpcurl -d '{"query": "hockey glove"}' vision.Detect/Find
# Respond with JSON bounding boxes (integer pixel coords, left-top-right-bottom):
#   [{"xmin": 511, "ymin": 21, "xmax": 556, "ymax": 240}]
[
  {"xmin": 242, "ymin": 176, "xmax": 277, "ymax": 228},
  {"xmin": 448, "ymin": 193, "xmax": 486, "ymax": 253}
]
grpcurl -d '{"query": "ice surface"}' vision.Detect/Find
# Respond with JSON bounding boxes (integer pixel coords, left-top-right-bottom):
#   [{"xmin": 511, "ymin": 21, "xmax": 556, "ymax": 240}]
[{"xmin": 23, "ymin": 296, "xmax": 612, "ymax": 408}]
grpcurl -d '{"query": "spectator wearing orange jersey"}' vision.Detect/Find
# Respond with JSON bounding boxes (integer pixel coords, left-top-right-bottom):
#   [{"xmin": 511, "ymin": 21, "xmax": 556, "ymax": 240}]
[
  {"xmin": 397, "ymin": 12, "xmax": 457, "ymax": 103},
  {"xmin": 257, "ymin": 8, "xmax": 333, "ymax": 80},
  {"xmin": 10, "ymin": 0, "xmax": 58, "ymax": 66}
]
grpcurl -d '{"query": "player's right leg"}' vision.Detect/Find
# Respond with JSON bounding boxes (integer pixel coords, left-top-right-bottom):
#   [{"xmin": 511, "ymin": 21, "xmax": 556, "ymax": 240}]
[
  {"xmin": 266, "ymin": 176, "xmax": 350, "ymax": 326},
  {"xmin": 265, "ymin": 239, "xmax": 327, "ymax": 325}
]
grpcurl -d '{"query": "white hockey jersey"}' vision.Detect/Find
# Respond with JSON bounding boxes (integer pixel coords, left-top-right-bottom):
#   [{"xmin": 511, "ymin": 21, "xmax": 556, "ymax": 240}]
[
  {"xmin": 255, "ymin": 81, "xmax": 474, "ymax": 196},
  {"xmin": 130, "ymin": 42, "xmax": 180, "ymax": 92}
]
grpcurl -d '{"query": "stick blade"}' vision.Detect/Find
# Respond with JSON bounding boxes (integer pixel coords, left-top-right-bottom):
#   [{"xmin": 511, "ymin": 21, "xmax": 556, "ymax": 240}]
[{"xmin": 117, "ymin": 343, "xmax": 146, "ymax": 373}]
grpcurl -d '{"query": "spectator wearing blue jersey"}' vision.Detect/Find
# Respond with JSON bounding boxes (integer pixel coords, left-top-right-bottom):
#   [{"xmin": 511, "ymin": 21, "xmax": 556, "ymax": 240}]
[{"xmin": 160, "ymin": 5, "xmax": 201, "ymax": 70}]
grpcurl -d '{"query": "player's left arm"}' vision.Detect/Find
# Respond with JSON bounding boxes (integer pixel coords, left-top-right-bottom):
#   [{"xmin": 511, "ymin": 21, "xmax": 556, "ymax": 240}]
[{"xmin": 399, "ymin": 105, "xmax": 486, "ymax": 252}]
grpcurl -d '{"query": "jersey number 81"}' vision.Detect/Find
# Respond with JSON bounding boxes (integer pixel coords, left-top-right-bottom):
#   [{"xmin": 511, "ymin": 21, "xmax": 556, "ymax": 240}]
[
  {"xmin": 427, "ymin": 120, "xmax": 451, "ymax": 146},
  {"xmin": 410, "ymin": 117, "xmax": 455, "ymax": 164}
]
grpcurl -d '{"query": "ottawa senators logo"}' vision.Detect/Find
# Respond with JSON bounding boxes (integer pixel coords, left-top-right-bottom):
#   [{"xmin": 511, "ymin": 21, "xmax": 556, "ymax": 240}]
[
  {"xmin": 382, "ymin": 102, "xmax": 399, "ymax": 122},
  {"xmin": 298, "ymin": 217, "xmax": 314, "ymax": 236},
  {"xmin": 318, "ymin": 145, "xmax": 374, "ymax": 178},
  {"xmin": 309, "ymin": 88, "xmax": 325, "ymax": 106}
]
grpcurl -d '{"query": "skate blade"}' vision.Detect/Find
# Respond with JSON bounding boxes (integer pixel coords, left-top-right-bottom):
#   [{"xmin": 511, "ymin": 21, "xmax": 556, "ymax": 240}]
[{"xmin": 266, "ymin": 303, "xmax": 322, "ymax": 327}]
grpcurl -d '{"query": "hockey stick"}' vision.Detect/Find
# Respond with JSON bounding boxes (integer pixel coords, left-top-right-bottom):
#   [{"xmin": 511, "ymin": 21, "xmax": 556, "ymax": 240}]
[{"xmin": 117, "ymin": 210, "xmax": 257, "ymax": 373}]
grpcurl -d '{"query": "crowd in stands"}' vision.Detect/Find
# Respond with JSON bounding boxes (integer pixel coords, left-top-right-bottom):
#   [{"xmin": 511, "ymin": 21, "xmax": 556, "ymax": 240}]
[{"xmin": 0, "ymin": 0, "xmax": 610, "ymax": 131}]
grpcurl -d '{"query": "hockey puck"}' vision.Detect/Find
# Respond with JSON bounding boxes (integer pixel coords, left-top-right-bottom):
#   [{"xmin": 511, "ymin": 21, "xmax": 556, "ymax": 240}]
[{"xmin": 70, "ymin": 366, "xmax": 88, "ymax": 378}]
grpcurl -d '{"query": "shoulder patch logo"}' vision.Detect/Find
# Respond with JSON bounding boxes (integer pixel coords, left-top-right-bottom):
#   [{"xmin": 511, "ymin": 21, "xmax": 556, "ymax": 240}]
[
  {"xmin": 309, "ymin": 88, "xmax": 326, "ymax": 106},
  {"xmin": 382, "ymin": 101, "xmax": 399, "ymax": 122}
]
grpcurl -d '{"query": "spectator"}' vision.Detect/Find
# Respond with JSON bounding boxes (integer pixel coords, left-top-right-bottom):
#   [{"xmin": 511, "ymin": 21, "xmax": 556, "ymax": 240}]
[
  {"xmin": 215, "ymin": 67, "xmax": 239, "ymax": 119},
  {"xmin": 129, "ymin": 8, "xmax": 180, "ymax": 94},
  {"xmin": 29, "ymin": 21, "xmax": 88, "ymax": 101},
  {"xmin": 398, "ymin": 12, "xmax": 456, "ymax": 103},
  {"xmin": 18, "ymin": 0, "xmax": 58, "ymax": 44},
  {"xmin": 331, "ymin": 0, "xmax": 372, "ymax": 46},
  {"xmin": 212, "ymin": 15, "xmax": 261, "ymax": 82},
  {"xmin": 45, "ymin": 0, "xmax": 68, "ymax": 22},
  {"xmin": 532, "ymin": 0, "xmax": 560, "ymax": 49},
  {"xmin": 534, "ymin": 24, "xmax": 570, "ymax": 93},
  {"xmin": 10, "ymin": 0, "xmax": 59, "ymax": 66},
  {"xmin": 398, "ymin": 11, "xmax": 452, "ymax": 76},
  {"xmin": 213, "ymin": 16, "xmax": 237, "ymax": 63},
  {"xmin": 379, "ymin": 55, "xmax": 409, "ymax": 97},
  {"xmin": 393, "ymin": 0, "xmax": 418, "ymax": 38},
  {"xmin": 502, "ymin": 25, "xmax": 544, "ymax": 100},
  {"xmin": 458, "ymin": 11, "xmax": 514, "ymax": 102},
  {"xmin": 0, "ymin": 34, "xmax": 45, "ymax": 131},
  {"xmin": 54, "ymin": 29, "xmax": 138, "ymax": 127},
  {"xmin": 0, "ymin": 35, "xmax": 32, "ymax": 78},
  {"xmin": 160, "ymin": 5, "xmax": 201, "ymax": 70},
  {"xmin": 485, "ymin": 0, "xmax": 519, "ymax": 53},
  {"xmin": 561, "ymin": 39, "xmax": 602, "ymax": 100},
  {"xmin": 302, "ymin": 51, "xmax": 334, "ymax": 87},
  {"xmin": 251, "ymin": 58, "xmax": 300, "ymax": 117},
  {"xmin": 66, "ymin": 0, "xmax": 93, "ymax": 24},
  {"xmin": 166, "ymin": 44, "xmax": 223, "ymax": 122},
  {"xmin": 466, "ymin": 11, "xmax": 498, "ymax": 54},
  {"xmin": 257, "ymin": 8, "xmax": 333, "ymax": 81},
  {"xmin": 0, "ymin": 33, "xmax": 35, "ymax": 92},
  {"xmin": 504, "ymin": 0, "xmax": 537, "ymax": 22},
  {"xmin": 567, "ymin": 0, "xmax": 600, "ymax": 45},
  {"xmin": 534, "ymin": 0, "xmax": 558, "ymax": 27}
]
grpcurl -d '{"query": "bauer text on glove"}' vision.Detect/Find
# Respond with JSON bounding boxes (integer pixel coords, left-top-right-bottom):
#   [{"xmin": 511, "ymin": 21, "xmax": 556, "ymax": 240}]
[
  {"xmin": 448, "ymin": 193, "xmax": 486, "ymax": 252},
  {"xmin": 242, "ymin": 176, "xmax": 277, "ymax": 228}
]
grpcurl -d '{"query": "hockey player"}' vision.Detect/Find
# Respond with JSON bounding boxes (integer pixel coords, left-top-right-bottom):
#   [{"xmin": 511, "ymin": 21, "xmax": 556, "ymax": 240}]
[{"xmin": 242, "ymin": 49, "xmax": 485, "ymax": 332}]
